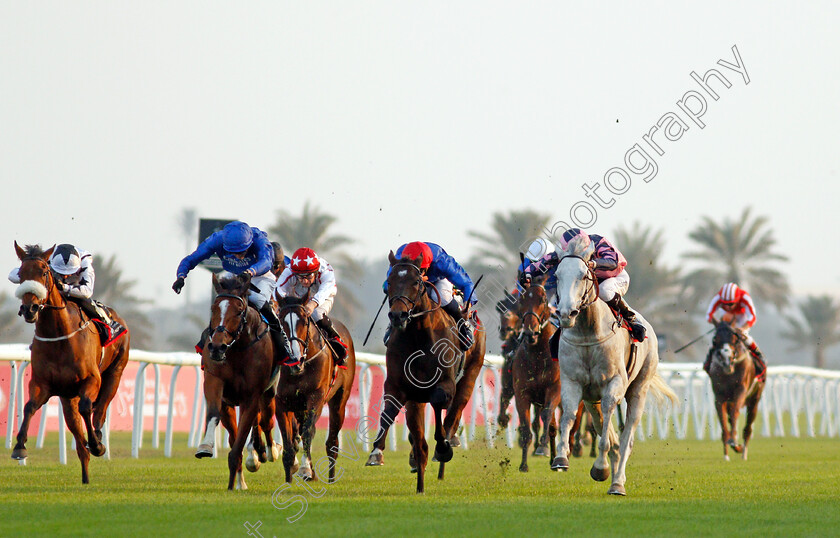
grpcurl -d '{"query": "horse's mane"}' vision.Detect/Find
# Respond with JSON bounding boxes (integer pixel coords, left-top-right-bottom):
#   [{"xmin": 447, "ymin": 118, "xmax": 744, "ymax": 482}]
[
  {"xmin": 563, "ymin": 235, "xmax": 595, "ymax": 259},
  {"xmin": 216, "ymin": 271, "xmax": 249, "ymax": 295},
  {"xmin": 22, "ymin": 244, "xmax": 47, "ymax": 258},
  {"xmin": 278, "ymin": 296, "xmax": 306, "ymax": 308}
]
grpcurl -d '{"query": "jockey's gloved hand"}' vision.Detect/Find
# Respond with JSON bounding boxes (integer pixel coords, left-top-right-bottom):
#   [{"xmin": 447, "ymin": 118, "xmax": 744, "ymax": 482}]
[
  {"xmin": 172, "ymin": 277, "xmax": 185, "ymax": 294},
  {"xmin": 518, "ymin": 272, "xmax": 531, "ymax": 287},
  {"xmin": 54, "ymin": 280, "xmax": 67, "ymax": 294}
]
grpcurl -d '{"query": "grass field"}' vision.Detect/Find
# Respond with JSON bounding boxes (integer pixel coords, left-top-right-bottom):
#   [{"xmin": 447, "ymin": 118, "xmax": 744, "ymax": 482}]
[{"xmin": 1, "ymin": 431, "xmax": 838, "ymax": 537}]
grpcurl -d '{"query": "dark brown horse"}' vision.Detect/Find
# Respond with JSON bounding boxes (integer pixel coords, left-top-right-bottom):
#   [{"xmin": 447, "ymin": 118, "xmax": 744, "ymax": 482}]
[
  {"xmin": 365, "ymin": 252, "xmax": 486, "ymax": 493},
  {"xmin": 11, "ymin": 243, "xmax": 130, "ymax": 483},
  {"xmin": 511, "ymin": 282, "xmax": 563, "ymax": 472},
  {"xmin": 195, "ymin": 272, "xmax": 278, "ymax": 490},
  {"xmin": 496, "ymin": 293, "xmax": 520, "ymax": 430},
  {"xmin": 275, "ymin": 298, "xmax": 356, "ymax": 483},
  {"xmin": 708, "ymin": 321, "xmax": 765, "ymax": 460}
]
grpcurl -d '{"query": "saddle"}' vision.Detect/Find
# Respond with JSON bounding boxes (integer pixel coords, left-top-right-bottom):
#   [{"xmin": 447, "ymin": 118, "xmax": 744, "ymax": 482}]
[{"xmin": 75, "ymin": 299, "xmax": 124, "ymax": 348}]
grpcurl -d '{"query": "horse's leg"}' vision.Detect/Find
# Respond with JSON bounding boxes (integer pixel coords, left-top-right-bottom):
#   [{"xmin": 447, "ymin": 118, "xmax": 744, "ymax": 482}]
[
  {"xmin": 365, "ymin": 387, "xmax": 405, "ymax": 466},
  {"xmin": 552, "ymin": 379, "xmax": 583, "ymax": 471},
  {"xmin": 325, "ymin": 388, "xmax": 348, "ymax": 483},
  {"xmin": 78, "ymin": 375, "xmax": 105, "ymax": 457},
  {"xmin": 228, "ymin": 401, "xmax": 258, "ymax": 491},
  {"xmin": 406, "ymin": 402, "xmax": 427, "ymax": 494},
  {"xmin": 11, "ymin": 382, "xmax": 50, "ymax": 460},
  {"xmin": 608, "ymin": 386, "xmax": 649, "ymax": 496},
  {"xmin": 245, "ymin": 412, "xmax": 264, "ymax": 474},
  {"xmin": 497, "ymin": 355, "xmax": 515, "ymax": 429},
  {"xmin": 715, "ymin": 401, "xmax": 730, "ymax": 460},
  {"xmin": 515, "ymin": 394, "xmax": 532, "ymax": 472},
  {"xmin": 540, "ymin": 383, "xmax": 562, "ymax": 458},
  {"xmin": 729, "ymin": 398, "xmax": 744, "ymax": 454},
  {"xmin": 196, "ymin": 375, "xmax": 224, "ymax": 458},
  {"xmin": 591, "ymin": 379, "xmax": 623, "ymax": 484},
  {"xmin": 742, "ymin": 386, "xmax": 764, "ymax": 461},
  {"xmin": 297, "ymin": 400, "xmax": 325, "ymax": 481},
  {"xmin": 91, "ymin": 343, "xmax": 129, "ymax": 444},
  {"xmin": 442, "ymin": 354, "xmax": 482, "ymax": 445},
  {"xmin": 531, "ymin": 404, "xmax": 543, "ymax": 456},
  {"xmin": 60, "ymin": 397, "xmax": 92, "ymax": 484},
  {"xmin": 568, "ymin": 401, "xmax": 584, "ymax": 458},
  {"xmin": 261, "ymin": 393, "xmax": 280, "ymax": 462},
  {"xmin": 277, "ymin": 410, "xmax": 296, "ymax": 483},
  {"xmin": 588, "ymin": 412, "xmax": 598, "ymax": 458}
]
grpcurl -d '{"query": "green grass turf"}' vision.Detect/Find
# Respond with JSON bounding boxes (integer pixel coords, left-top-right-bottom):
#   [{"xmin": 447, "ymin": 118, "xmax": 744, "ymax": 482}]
[{"xmin": 1, "ymin": 431, "xmax": 838, "ymax": 537}]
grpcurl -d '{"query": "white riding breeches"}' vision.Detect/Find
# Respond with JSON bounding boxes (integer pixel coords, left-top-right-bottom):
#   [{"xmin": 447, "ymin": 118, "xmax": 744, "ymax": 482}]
[
  {"xmin": 247, "ymin": 272, "xmax": 277, "ymax": 309},
  {"xmin": 598, "ymin": 269, "xmax": 630, "ymax": 302},
  {"xmin": 428, "ymin": 278, "xmax": 454, "ymax": 306}
]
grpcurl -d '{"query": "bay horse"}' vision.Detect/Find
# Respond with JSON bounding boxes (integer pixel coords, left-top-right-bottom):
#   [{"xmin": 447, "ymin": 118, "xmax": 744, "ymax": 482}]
[
  {"xmin": 195, "ymin": 272, "xmax": 278, "ymax": 490},
  {"xmin": 495, "ymin": 293, "xmax": 520, "ymax": 430},
  {"xmin": 11, "ymin": 243, "xmax": 130, "ymax": 484},
  {"xmin": 275, "ymin": 297, "xmax": 355, "ymax": 483},
  {"xmin": 708, "ymin": 321, "xmax": 765, "ymax": 460},
  {"xmin": 364, "ymin": 251, "xmax": 486, "ymax": 493},
  {"xmin": 550, "ymin": 235, "xmax": 677, "ymax": 496}
]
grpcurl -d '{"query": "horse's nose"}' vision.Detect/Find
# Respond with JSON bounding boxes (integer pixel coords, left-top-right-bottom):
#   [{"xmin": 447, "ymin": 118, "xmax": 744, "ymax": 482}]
[
  {"xmin": 388, "ymin": 311, "xmax": 409, "ymax": 328},
  {"xmin": 568, "ymin": 309, "xmax": 579, "ymax": 319}
]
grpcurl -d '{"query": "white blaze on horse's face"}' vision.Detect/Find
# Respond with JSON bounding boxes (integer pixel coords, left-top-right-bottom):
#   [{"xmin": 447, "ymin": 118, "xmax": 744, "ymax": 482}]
[
  {"xmin": 287, "ymin": 310, "xmax": 303, "ymax": 360},
  {"xmin": 553, "ymin": 257, "xmax": 589, "ymax": 328},
  {"xmin": 719, "ymin": 343, "xmax": 733, "ymax": 367}
]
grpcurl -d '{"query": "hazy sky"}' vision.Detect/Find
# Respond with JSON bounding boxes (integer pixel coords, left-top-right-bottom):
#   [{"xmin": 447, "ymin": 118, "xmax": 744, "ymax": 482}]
[{"xmin": 2, "ymin": 2, "xmax": 838, "ymax": 311}]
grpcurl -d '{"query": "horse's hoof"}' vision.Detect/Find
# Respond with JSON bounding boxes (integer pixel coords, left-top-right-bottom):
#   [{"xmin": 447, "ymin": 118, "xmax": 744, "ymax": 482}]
[
  {"xmin": 268, "ymin": 442, "xmax": 281, "ymax": 462},
  {"xmin": 724, "ymin": 454, "xmax": 730, "ymax": 462},
  {"xmin": 590, "ymin": 465, "xmax": 610, "ymax": 482},
  {"xmin": 519, "ymin": 463, "xmax": 529, "ymax": 473},
  {"xmin": 572, "ymin": 445, "xmax": 583, "ymax": 458},
  {"xmin": 195, "ymin": 444, "xmax": 214, "ymax": 459},
  {"xmin": 434, "ymin": 442, "xmax": 453, "ymax": 463},
  {"xmin": 245, "ymin": 452, "xmax": 260, "ymax": 473},
  {"xmin": 365, "ymin": 450, "xmax": 384, "ymax": 467},
  {"xmin": 551, "ymin": 456, "xmax": 569, "ymax": 471},
  {"xmin": 449, "ymin": 434, "xmax": 461, "ymax": 448},
  {"xmin": 533, "ymin": 446, "xmax": 547, "ymax": 457},
  {"xmin": 11, "ymin": 447, "xmax": 27, "ymax": 460},
  {"xmin": 295, "ymin": 466, "xmax": 313, "ymax": 481},
  {"xmin": 89, "ymin": 442, "xmax": 106, "ymax": 458},
  {"xmin": 291, "ymin": 456, "xmax": 300, "ymax": 474},
  {"xmin": 608, "ymin": 483, "xmax": 626, "ymax": 496}
]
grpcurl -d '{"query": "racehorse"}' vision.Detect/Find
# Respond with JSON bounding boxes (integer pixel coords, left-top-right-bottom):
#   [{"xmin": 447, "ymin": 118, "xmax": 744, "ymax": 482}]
[
  {"xmin": 275, "ymin": 298, "xmax": 356, "ymax": 483},
  {"xmin": 11, "ymin": 243, "xmax": 130, "ymax": 483},
  {"xmin": 708, "ymin": 321, "xmax": 765, "ymax": 460},
  {"xmin": 364, "ymin": 251, "xmax": 486, "ymax": 493},
  {"xmin": 496, "ymin": 294, "xmax": 520, "ymax": 429},
  {"xmin": 195, "ymin": 272, "xmax": 278, "ymax": 490},
  {"xmin": 550, "ymin": 235, "xmax": 677, "ymax": 496}
]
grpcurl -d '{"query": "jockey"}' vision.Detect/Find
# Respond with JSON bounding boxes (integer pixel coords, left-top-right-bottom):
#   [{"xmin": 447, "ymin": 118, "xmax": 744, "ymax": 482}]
[
  {"xmin": 269, "ymin": 241, "xmax": 289, "ymax": 278},
  {"xmin": 385, "ymin": 241, "xmax": 477, "ymax": 350},
  {"xmin": 172, "ymin": 221, "xmax": 293, "ymax": 364},
  {"xmin": 8, "ymin": 244, "xmax": 127, "ymax": 345},
  {"xmin": 704, "ymin": 282, "xmax": 767, "ymax": 381},
  {"xmin": 275, "ymin": 247, "xmax": 348, "ymax": 368},
  {"xmin": 516, "ymin": 239, "xmax": 557, "ymax": 294},
  {"xmin": 524, "ymin": 228, "xmax": 646, "ymax": 343}
]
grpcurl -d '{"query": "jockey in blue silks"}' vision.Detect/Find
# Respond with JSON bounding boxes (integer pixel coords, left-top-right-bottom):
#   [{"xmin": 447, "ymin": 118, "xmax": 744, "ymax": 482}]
[
  {"xmin": 172, "ymin": 221, "xmax": 292, "ymax": 362},
  {"xmin": 384, "ymin": 241, "xmax": 477, "ymax": 349}
]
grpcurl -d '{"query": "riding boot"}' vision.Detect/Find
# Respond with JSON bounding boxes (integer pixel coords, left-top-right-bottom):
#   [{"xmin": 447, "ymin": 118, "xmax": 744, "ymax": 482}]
[
  {"xmin": 77, "ymin": 297, "xmax": 127, "ymax": 346},
  {"xmin": 383, "ymin": 323, "xmax": 392, "ymax": 346},
  {"xmin": 443, "ymin": 300, "xmax": 474, "ymax": 350},
  {"xmin": 748, "ymin": 342, "xmax": 767, "ymax": 382},
  {"xmin": 316, "ymin": 315, "xmax": 348, "ymax": 368},
  {"xmin": 606, "ymin": 294, "xmax": 646, "ymax": 342},
  {"xmin": 259, "ymin": 303, "xmax": 297, "ymax": 367},
  {"xmin": 195, "ymin": 326, "xmax": 210, "ymax": 354},
  {"xmin": 549, "ymin": 328, "xmax": 561, "ymax": 362}
]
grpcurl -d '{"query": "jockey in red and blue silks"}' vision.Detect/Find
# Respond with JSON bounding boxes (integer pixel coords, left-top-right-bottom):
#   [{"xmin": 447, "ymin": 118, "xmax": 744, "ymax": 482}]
[
  {"xmin": 703, "ymin": 282, "xmax": 767, "ymax": 381},
  {"xmin": 523, "ymin": 228, "xmax": 647, "ymax": 353},
  {"xmin": 384, "ymin": 241, "xmax": 477, "ymax": 349},
  {"xmin": 172, "ymin": 220, "xmax": 292, "ymax": 362}
]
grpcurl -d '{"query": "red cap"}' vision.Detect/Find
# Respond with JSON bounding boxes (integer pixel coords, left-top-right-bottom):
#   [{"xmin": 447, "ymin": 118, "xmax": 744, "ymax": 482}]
[
  {"xmin": 402, "ymin": 242, "xmax": 433, "ymax": 269},
  {"xmin": 290, "ymin": 248, "xmax": 320, "ymax": 274}
]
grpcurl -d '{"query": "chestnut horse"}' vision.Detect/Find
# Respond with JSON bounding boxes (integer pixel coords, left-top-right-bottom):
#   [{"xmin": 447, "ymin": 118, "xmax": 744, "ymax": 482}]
[
  {"xmin": 495, "ymin": 293, "xmax": 520, "ymax": 430},
  {"xmin": 275, "ymin": 298, "xmax": 356, "ymax": 483},
  {"xmin": 365, "ymin": 252, "xmax": 486, "ymax": 493},
  {"xmin": 708, "ymin": 321, "xmax": 765, "ymax": 460},
  {"xmin": 195, "ymin": 272, "xmax": 278, "ymax": 490},
  {"xmin": 11, "ymin": 243, "xmax": 129, "ymax": 483}
]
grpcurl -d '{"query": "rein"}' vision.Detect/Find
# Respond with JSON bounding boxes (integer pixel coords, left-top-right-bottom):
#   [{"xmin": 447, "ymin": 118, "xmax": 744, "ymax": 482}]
[
  {"xmin": 388, "ymin": 262, "xmax": 442, "ymax": 321},
  {"xmin": 212, "ymin": 293, "xmax": 268, "ymax": 349},
  {"xmin": 280, "ymin": 304, "xmax": 329, "ymax": 366},
  {"xmin": 557, "ymin": 254, "xmax": 599, "ymax": 311},
  {"xmin": 517, "ymin": 285, "xmax": 551, "ymax": 340}
]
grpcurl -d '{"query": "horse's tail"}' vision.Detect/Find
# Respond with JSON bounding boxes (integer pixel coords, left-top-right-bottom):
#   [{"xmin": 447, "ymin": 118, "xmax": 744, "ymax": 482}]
[{"xmin": 647, "ymin": 372, "xmax": 679, "ymax": 408}]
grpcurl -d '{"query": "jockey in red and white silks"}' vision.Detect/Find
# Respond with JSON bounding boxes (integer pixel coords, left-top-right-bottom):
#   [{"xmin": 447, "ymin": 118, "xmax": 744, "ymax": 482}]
[
  {"xmin": 703, "ymin": 282, "xmax": 766, "ymax": 380},
  {"xmin": 275, "ymin": 247, "xmax": 347, "ymax": 367}
]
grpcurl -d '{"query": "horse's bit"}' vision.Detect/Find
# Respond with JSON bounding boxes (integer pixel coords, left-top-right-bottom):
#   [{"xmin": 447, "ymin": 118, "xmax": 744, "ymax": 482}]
[{"xmin": 387, "ymin": 262, "xmax": 442, "ymax": 321}]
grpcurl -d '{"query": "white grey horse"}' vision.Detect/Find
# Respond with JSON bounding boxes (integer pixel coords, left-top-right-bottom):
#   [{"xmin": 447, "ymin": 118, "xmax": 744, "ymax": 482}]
[{"xmin": 551, "ymin": 235, "xmax": 677, "ymax": 495}]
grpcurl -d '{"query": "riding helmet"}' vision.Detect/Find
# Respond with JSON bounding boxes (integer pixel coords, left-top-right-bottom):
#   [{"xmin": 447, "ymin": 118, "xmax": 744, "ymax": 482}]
[{"xmin": 221, "ymin": 221, "xmax": 253, "ymax": 253}]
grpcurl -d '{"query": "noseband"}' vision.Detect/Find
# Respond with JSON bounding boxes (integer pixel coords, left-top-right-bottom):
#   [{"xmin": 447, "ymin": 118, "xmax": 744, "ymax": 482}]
[
  {"xmin": 20, "ymin": 257, "xmax": 66, "ymax": 313},
  {"xmin": 557, "ymin": 255, "xmax": 599, "ymax": 311},
  {"xmin": 518, "ymin": 285, "xmax": 550, "ymax": 340},
  {"xmin": 280, "ymin": 304, "xmax": 328, "ymax": 365},
  {"xmin": 387, "ymin": 262, "xmax": 441, "ymax": 321}
]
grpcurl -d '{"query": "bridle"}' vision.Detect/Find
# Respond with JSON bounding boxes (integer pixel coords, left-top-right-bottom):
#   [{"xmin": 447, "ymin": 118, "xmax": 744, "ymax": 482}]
[
  {"xmin": 212, "ymin": 293, "xmax": 249, "ymax": 342},
  {"xmin": 557, "ymin": 255, "xmax": 600, "ymax": 311},
  {"xmin": 280, "ymin": 303, "xmax": 328, "ymax": 366},
  {"xmin": 518, "ymin": 285, "xmax": 551, "ymax": 341},
  {"xmin": 712, "ymin": 324, "xmax": 749, "ymax": 368},
  {"xmin": 387, "ymin": 262, "xmax": 442, "ymax": 321},
  {"xmin": 20, "ymin": 257, "xmax": 67, "ymax": 313}
]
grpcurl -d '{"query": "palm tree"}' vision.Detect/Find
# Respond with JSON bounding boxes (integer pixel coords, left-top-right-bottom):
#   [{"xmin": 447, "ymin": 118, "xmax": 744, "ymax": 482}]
[
  {"xmin": 268, "ymin": 201, "xmax": 362, "ymax": 326},
  {"xmin": 613, "ymin": 223, "xmax": 698, "ymax": 359},
  {"xmin": 781, "ymin": 295, "xmax": 840, "ymax": 369},
  {"xmin": 94, "ymin": 253, "xmax": 153, "ymax": 349},
  {"xmin": 682, "ymin": 207, "xmax": 790, "ymax": 310}
]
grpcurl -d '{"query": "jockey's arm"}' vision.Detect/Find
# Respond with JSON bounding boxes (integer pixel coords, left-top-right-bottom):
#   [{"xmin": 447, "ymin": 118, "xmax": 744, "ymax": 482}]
[
  {"xmin": 705, "ymin": 295, "xmax": 722, "ymax": 324},
  {"xmin": 176, "ymin": 233, "xmax": 220, "ymax": 278},
  {"xmin": 65, "ymin": 261, "xmax": 95, "ymax": 300},
  {"xmin": 311, "ymin": 262, "xmax": 337, "ymax": 306},
  {"xmin": 8, "ymin": 267, "xmax": 20, "ymax": 284}
]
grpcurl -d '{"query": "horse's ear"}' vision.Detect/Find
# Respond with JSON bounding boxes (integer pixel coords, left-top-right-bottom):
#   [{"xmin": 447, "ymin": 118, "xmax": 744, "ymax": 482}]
[
  {"xmin": 388, "ymin": 250, "xmax": 397, "ymax": 265},
  {"xmin": 212, "ymin": 272, "xmax": 221, "ymax": 293},
  {"xmin": 533, "ymin": 272, "xmax": 548, "ymax": 287},
  {"xmin": 43, "ymin": 244, "xmax": 55, "ymax": 261},
  {"xmin": 14, "ymin": 241, "xmax": 25, "ymax": 261}
]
